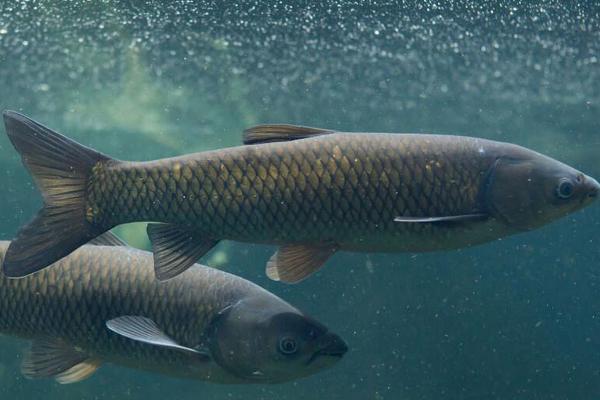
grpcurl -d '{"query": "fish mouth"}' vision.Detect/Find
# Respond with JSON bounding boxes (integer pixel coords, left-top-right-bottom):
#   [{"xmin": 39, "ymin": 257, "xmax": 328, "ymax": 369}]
[
  {"xmin": 306, "ymin": 333, "xmax": 348, "ymax": 365},
  {"xmin": 306, "ymin": 349, "xmax": 346, "ymax": 365},
  {"xmin": 585, "ymin": 176, "xmax": 600, "ymax": 199}
]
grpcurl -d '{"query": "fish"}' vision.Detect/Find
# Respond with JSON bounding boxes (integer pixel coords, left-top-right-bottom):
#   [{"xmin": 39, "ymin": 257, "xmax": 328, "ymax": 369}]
[
  {"xmin": 2, "ymin": 111, "xmax": 599, "ymax": 283},
  {"xmin": 0, "ymin": 233, "xmax": 347, "ymax": 384}
]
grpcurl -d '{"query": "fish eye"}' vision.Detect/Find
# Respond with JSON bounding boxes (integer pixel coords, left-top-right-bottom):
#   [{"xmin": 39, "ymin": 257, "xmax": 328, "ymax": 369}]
[
  {"xmin": 278, "ymin": 336, "xmax": 298, "ymax": 355},
  {"xmin": 556, "ymin": 179, "xmax": 574, "ymax": 199}
]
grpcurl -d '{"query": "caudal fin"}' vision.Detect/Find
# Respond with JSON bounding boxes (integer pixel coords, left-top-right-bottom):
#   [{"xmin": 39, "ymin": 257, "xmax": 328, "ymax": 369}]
[{"xmin": 2, "ymin": 111, "xmax": 112, "ymax": 277}]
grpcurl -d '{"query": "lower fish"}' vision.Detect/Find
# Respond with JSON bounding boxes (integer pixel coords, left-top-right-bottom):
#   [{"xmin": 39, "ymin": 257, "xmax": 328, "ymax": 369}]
[{"xmin": 0, "ymin": 234, "xmax": 347, "ymax": 384}]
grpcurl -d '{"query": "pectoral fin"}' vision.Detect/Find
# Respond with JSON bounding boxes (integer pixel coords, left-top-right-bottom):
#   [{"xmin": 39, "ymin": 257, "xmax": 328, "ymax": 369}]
[
  {"xmin": 22, "ymin": 337, "xmax": 101, "ymax": 384},
  {"xmin": 394, "ymin": 213, "xmax": 488, "ymax": 223},
  {"xmin": 266, "ymin": 244, "xmax": 337, "ymax": 283},
  {"xmin": 243, "ymin": 124, "xmax": 334, "ymax": 145},
  {"xmin": 89, "ymin": 231, "xmax": 128, "ymax": 246},
  {"xmin": 147, "ymin": 223, "xmax": 219, "ymax": 281},
  {"xmin": 106, "ymin": 316, "xmax": 210, "ymax": 360}
]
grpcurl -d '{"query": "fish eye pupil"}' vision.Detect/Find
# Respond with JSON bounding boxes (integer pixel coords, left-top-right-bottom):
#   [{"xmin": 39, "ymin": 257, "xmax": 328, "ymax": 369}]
[
  {"xmin": 557, "ymin": 180, "xmax": 574, "ymax": 199},
  {"xmin": 278, "ymin": 337, "xmax": 298, "ymax": 355}
]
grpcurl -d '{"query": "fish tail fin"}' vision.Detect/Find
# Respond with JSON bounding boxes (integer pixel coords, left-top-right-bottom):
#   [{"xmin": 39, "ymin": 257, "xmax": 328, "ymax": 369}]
[{"xmin": 2, "ymin": 111, "xmax": 112, "ymax": 278}]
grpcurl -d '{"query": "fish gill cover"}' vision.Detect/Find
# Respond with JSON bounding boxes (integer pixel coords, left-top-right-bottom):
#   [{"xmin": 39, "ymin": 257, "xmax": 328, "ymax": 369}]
[{"xmin": 0, "ymin": 1, "xmax": 599, "ymax": 399}]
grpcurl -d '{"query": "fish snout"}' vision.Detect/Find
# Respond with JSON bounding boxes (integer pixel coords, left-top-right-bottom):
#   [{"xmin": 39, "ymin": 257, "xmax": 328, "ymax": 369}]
[
  {"xmin": 585, "ymin": 176, "xmax": 600, "ymax": 199},
  {"xmin": 318, "ymin": 332, "xmax": 348, "ymax": 357}
]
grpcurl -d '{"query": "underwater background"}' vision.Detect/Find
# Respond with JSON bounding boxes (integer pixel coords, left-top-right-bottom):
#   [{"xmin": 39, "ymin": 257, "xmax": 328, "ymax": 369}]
[{"xmin": 0, "ymin": 1, "xmax": 599, "ymax": 399}]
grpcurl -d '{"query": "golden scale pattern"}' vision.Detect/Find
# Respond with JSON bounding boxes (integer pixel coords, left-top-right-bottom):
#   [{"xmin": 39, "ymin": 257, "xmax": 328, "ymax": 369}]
[{"xmin": 88, "ymin": 134, "xmax": 491, "ymax": 242}]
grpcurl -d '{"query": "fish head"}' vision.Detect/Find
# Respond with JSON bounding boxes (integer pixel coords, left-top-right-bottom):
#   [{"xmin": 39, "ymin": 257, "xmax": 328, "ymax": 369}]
[
  {"xmin": 485, "ymin": 146, "xmax": 599, "ymax": 231},
  {"xmin": 207, "ymin": 294, "xmax": 347, "ymax": 383}
]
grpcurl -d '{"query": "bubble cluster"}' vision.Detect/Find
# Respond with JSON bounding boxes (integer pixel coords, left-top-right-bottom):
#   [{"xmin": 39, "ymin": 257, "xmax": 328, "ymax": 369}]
[{"xmin": 0, "ymin": 1, "xmax": 597, "ymax": 128}]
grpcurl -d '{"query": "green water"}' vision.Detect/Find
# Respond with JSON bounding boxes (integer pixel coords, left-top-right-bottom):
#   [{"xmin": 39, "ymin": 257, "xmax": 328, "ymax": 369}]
[{"xmin": 0, "ymin": 1, "xmax": 599, "ymax": 399}]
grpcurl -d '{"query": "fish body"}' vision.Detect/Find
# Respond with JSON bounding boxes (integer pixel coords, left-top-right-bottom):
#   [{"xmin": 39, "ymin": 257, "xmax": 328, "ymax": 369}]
[
  {"xmin": 0, "ymin": 240, "xmax": 346, "ymax": 384},
  {"xmin": 2, "ymin": 112, "xmax": 598, "ymax": 282},
  {"xmin": 90, "ymin": 133, "xmax": 510, "ymax": 252}
]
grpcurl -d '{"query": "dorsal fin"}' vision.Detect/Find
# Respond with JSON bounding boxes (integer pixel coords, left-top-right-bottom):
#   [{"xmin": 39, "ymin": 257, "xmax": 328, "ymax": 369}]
[{"xmin": 243, "ymin": 124, "xmax": 334, "ymax": 145}]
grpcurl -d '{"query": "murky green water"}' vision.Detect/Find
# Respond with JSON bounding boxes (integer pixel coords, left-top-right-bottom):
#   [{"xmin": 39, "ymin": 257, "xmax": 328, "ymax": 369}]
[{"xmin": 0, "ymin": 1, "xmax": 599, "ymax": 399}]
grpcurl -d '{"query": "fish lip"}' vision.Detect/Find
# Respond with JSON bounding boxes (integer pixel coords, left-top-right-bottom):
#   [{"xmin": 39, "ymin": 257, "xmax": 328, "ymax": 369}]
[
  {"xmin": 319, "ymin": 349, "xmax": 347, "ymax": 358},
  {"xmin": 586, "ymin": 176, "xmax": 600, "ymax": 198},
  {"xmin": 306, "ymin": 334, "xmax": 348, "ymax": 365},
  {"xmin": 306, "ymin": 349, "xmax": 346, "ymax": 365}
]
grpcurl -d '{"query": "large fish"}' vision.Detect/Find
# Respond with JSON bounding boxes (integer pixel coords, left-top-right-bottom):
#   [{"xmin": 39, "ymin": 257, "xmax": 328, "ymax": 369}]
[
  {"xmin": 2, "ymin": 111, "xmax": 599, "ymax": 282},
  {"xmin": 0, "ymin": 234, "xmax": 347, "ymax": 384}
]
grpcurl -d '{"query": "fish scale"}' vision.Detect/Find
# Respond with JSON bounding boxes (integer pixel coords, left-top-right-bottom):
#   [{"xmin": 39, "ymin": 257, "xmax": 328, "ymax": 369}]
[
  {"xmin": 0, "ymin": 242, "xmax": 249, "ymax": 377},
  {"xmin": 88, "ymin": 134, "xmax": 489, "ymax": 246}
]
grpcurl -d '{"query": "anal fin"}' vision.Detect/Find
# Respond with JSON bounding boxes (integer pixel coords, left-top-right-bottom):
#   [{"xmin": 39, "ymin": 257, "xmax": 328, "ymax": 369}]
[
  {"xmin": 147, "ymin": 223, "xmax": 219, "ymax": 281},
  {"xmin": 266, "ymin": 244, "xmax": 337, "ymax": 284},
  {"xmin": 22, "ymin": 337, "xmax": 101, "ymax": 384}
]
